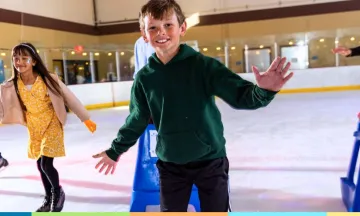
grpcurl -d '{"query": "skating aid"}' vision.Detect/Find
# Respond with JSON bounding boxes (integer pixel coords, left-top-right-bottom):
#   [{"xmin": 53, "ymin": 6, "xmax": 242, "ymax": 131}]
[{"xmin": 340, "ymin": 118, "xmax": 360, "ymax": 212}]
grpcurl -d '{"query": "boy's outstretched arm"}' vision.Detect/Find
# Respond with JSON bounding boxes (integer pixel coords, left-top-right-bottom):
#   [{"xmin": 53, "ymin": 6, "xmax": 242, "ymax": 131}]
[
  {"xmin": 206, "ymin": 56, "xmax": 293, "ymax": 109},
  {"xmin": 93, "ymin": 79, "xmax": 151, "ymax": 175}
]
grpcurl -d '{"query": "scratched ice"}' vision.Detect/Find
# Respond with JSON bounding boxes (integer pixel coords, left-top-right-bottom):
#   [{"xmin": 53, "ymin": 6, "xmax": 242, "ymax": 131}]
[{"xmin": 1, "ymin": 91, "xmax": 359, "ymax": 212}]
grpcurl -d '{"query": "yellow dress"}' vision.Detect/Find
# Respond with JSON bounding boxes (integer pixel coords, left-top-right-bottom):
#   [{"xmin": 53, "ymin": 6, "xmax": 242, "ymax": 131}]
[{"xmin": 18, "ymin": 76, "xmax": 65, "ymax": 160}]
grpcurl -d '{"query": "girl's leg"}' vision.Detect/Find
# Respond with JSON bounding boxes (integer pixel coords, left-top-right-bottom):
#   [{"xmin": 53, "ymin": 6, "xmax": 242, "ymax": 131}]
[
  {"xmin": 35, "ymin": 158, "xmax": 52, "ymax": 212},
  {"xmin": 40, "ymin": 156, "xmax": 65, "ymax": 212}
]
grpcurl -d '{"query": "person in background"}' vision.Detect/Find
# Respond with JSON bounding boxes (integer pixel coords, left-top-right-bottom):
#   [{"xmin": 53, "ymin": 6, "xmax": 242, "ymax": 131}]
[
  {"xmin": 332, "ymin": 46, "xmax": 360, "ymax": 57},
  {"xmin": 133, "ymin": 36, "xmax": 155, "ymax": 78}
]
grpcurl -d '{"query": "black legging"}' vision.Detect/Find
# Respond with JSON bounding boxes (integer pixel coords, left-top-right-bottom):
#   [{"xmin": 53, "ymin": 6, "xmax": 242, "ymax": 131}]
[{"xmin": 36, "ymin": 156, "xmax": 60, "ymax": 195}]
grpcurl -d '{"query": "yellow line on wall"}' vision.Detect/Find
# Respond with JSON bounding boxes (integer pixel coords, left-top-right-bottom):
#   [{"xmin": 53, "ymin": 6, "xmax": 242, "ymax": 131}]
[
  {"xmin": 84, "ymin": 100, "xmax": 130, "ymax": 110},
  {"xmin": 83, "ymin": 85, "xmax": 360, "ymax": 110},
  {"xmin": 279, "ymin": 85, "xmax": 360, "ymax": 94}
]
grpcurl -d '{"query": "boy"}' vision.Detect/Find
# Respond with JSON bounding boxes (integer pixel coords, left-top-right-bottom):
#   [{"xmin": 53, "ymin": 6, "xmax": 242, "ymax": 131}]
[
  {"xmin": 0, "ymin": 152, "xmax": 9, "ymax": 169},
  {"xmin": 93, "ymin": 0, "xmax": 294, "ymax": 212}
]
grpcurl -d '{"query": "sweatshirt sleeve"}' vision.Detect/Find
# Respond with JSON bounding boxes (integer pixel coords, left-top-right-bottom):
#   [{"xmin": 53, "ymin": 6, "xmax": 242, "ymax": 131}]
[
  {"xmin": 205, "ymin": 57, "xmax": 278, "ymax": 110},
  {"xmin": 105, "ymin": 77, "xmax": 151, "ymax": 161},
  {"xmin": 348, "ymin": 46, "xmax": 360, "ymax": 57}
]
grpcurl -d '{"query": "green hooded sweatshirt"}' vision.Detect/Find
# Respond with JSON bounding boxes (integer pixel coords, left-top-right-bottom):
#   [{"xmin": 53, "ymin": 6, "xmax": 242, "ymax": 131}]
[{"xmin": 105, "ymin": 44, "xmax": 278, "ymax": 164}]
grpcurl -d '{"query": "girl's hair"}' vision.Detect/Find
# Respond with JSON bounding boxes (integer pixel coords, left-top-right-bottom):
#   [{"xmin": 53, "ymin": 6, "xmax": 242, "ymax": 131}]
[{"xmin": 11, "ymin": 42, "xmax": 63, "ymax": 111}]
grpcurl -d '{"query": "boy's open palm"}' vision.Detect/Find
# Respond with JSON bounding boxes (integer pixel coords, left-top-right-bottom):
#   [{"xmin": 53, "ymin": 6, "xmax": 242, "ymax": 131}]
[
  {"xmin": 93, "ymin": 151, "xmax": 118, "ymax": 175},
  {"xmin": 252, "ymin": 57, "xmax": 294, "ymax": 92}
]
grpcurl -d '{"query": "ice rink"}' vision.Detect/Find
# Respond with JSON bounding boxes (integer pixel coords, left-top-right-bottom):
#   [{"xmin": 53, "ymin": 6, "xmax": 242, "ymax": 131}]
[{"xmin": 1, "ymin": 90, "xmax": 359, "ymax": 212}]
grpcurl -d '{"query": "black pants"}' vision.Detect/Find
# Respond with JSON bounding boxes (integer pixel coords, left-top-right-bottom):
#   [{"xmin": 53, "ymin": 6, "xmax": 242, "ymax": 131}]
[
  {"xmin": 36, "ymin": 156, "xmax": 60, "ymax": 196},
  {"xmin": 156, "ymin": 157, "xmax": 230, "ymax": 212}
]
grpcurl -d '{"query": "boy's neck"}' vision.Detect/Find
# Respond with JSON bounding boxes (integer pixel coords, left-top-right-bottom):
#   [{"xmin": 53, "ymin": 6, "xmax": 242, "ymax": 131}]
[{"xmin": 155, "ymin": 45, "xmax": 180, "ymax": 65}]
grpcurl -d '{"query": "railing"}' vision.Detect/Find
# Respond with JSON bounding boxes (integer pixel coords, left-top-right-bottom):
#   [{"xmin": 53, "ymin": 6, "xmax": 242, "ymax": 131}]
[{"xmin": 1, "ymin": 26, "xmax": 360, "ymax": 85}]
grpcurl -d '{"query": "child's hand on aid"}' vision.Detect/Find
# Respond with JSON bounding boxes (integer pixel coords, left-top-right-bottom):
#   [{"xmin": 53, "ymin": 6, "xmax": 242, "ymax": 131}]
[
  {"xmin": 93, "ymin": 151, "xmax": 117, "ymax": 175},
  {"xmin": 84, "ymin": 119, "xmax": 96, "ymax": 133}
]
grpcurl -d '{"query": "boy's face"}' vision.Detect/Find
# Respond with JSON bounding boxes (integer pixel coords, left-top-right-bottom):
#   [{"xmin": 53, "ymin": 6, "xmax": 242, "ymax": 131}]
[{"xmin": 142, "ymin": 10, "xmax": 186, "ymax": 54}]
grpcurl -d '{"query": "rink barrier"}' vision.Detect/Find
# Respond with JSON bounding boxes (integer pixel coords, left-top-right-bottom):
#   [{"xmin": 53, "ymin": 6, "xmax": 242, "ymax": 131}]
[
  {"xmin": 82, "ymin": 84, "xmax": 360, "ymax": 110},
  {"xmin": 62, "ymin": 65, "xmax": 360, "ymax": 111},
  {"xmin": 0, "ymin": 212, "xmax": 354, "ymax": 215}
]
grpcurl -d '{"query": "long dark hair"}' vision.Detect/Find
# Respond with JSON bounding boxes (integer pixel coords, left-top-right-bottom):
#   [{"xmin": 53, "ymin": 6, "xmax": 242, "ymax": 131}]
[{"xmin": 11, "ymin": 42, "xmax": 63, "ymax": 111}]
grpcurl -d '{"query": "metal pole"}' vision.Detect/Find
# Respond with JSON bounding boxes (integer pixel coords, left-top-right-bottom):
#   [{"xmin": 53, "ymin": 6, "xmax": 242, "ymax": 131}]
[
  {"xmin": 116, "ymin": 51, "xmax": 121, "ymax": 81},
  {"xmin": 335, "ymin": 37, "xmax": 339, "ymax": 67},
  {"xmin": 62, "ymin": 52, "xmax": 68, "ymax": 85},
  {"xmin": 244, "ymin": 44, "xmax": 249, "ymax": 73},
  {"xmin": 89, "ymin": 52, "xmax": 96, "ymax": 83}
]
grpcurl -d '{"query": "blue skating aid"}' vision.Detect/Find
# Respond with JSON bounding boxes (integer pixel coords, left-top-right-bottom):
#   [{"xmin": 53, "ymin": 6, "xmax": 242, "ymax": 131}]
[
  {"xmin": 129, "ymin": 124, "xmax": 200, "ymax": 212},
  {"xmin": 341, "ymin": 120, "xmax": 360, "ymax": 212}
]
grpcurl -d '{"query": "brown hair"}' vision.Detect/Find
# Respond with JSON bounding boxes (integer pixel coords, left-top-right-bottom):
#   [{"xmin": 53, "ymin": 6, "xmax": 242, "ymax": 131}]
[
  {"xmin": 11, "ymin": 42, "xmax": 63, "ymax": 111},
  {"xmin": 139, "ymin": 0, "xmax": 186, "ymax": 30}
]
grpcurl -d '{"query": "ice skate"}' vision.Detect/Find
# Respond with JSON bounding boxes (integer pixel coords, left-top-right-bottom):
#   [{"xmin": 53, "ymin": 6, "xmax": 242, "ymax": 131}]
[
  {"xmin": 50, "ymin": 186, "xmax": 65, "ymax": 212},
  {"xmin": 36, "ymin": 195, "xmax": 52, "ymax": 212},
  {"xmin": 0, "ymin": 158, "xmax": 9, "ymax": 170}
]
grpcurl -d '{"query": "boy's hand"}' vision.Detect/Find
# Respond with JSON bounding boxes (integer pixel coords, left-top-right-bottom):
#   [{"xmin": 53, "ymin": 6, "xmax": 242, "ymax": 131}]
[
  {"xmin": 93, "ymin": 151, "xmax": 117, "ymax": 175},
  {"xmin": 332, "ymin": 46, "xmax": 351, "ymax": 56},
  {"xmin": 252, "ymin": 57, "xmax": 293, "ymax": 92},
  {"xmin": 84, "ymin": 119, "xmax": 97, "ymax": 133}
]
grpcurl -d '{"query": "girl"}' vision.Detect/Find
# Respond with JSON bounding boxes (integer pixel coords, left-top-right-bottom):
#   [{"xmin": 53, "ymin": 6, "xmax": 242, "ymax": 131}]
[
  {"xmin": 0, "ymin": 43, "xmax": 97, "ymax": 212},
  {"xmin": 0, "ymin": 152, "xmax": 9, "ymax": 169}
]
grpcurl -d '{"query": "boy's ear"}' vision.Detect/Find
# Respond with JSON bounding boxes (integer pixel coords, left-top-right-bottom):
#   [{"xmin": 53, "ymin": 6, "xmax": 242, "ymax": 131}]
[
  {"xmin": 141, "ymin": 29, "xmax": 149, "ymax": 43},
  {"xmin": 180, "ymin": 21, "xmax": 187, "ymax": 37}
]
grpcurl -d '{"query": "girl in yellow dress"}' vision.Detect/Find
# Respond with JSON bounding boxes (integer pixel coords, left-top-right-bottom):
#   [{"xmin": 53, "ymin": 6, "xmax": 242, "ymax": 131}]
[{"xmin": 0, "ymin": 43, "xmax": 96, "ymax": 212}]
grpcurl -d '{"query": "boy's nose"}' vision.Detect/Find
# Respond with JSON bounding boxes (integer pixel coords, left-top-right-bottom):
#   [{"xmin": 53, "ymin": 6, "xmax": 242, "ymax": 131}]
[{"xmin": 157, "ymin": 27, "xmax": 166, "ymax": 35}]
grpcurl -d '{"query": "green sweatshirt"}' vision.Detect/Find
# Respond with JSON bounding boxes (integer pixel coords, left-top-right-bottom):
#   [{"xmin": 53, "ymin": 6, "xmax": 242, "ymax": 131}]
[{"xmin": 105, "ymin": 44, "xmax": 278, "ymax": 164}]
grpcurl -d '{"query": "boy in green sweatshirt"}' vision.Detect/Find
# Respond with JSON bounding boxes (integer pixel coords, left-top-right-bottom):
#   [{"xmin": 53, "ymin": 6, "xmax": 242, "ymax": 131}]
[{"xmin": 93, "ymin": 0, "xmax": 294, "ymax": 212}]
